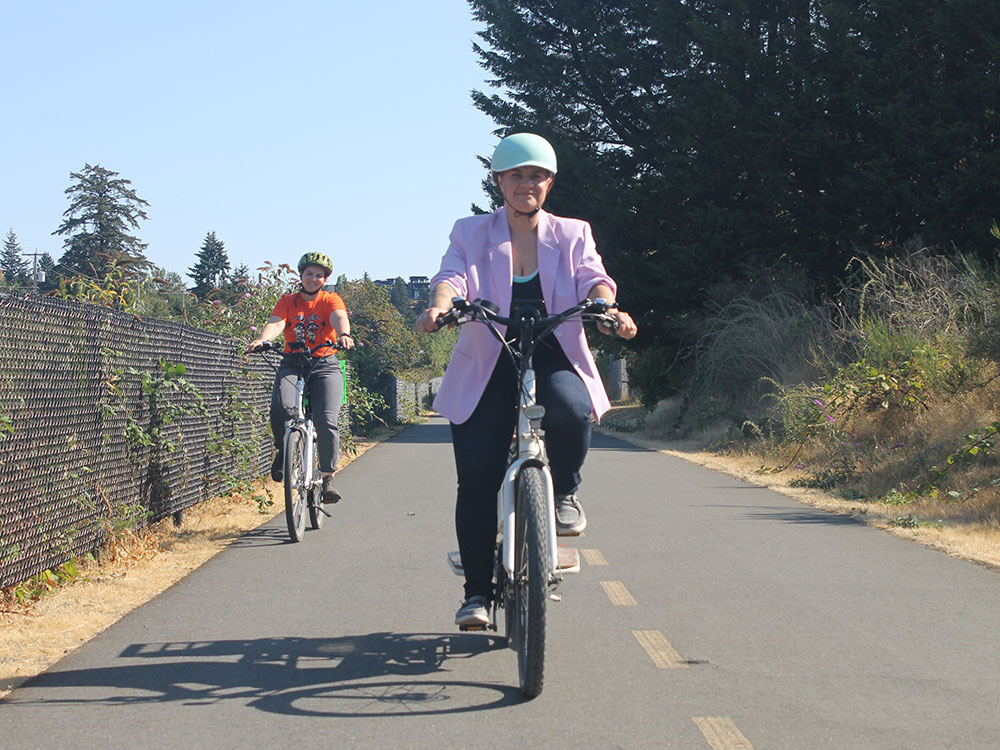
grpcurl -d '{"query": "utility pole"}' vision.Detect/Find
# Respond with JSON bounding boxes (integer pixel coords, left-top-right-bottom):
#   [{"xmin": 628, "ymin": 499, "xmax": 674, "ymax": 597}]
[{"xmin": 22, "ymin": 249, "xmax": 45, "ymax": 293}]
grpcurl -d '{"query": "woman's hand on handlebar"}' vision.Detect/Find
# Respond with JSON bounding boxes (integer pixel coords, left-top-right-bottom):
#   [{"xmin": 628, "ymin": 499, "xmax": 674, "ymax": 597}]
[
  {"xmin": 598, "ymin": 310, "xmax": 638, "ymax": 340},
  {"xmin": 417, "ymin": 306, "xmax": 453, "ymax": 333},
  {"xmin": 247, "ymin": 339, "xmax": 273, "ymax": 354}
]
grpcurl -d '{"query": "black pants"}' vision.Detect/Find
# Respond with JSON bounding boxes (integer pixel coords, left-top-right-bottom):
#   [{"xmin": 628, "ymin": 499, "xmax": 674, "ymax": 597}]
[{"xmin": 450, "ymin": 346, "xmax": 592, "ymax": 600}]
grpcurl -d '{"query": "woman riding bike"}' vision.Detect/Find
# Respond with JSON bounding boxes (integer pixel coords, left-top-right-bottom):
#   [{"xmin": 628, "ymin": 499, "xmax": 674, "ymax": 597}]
[
  {"xmin": 416, "ymin": 133, "xmax": 637, "ymax": 627},
  {"xmin": 248, "ymin": 252, "xmax": 354, "ymax": 502}
]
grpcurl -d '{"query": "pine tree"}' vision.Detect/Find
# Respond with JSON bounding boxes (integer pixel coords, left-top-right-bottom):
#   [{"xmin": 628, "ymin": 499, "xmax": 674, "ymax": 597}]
[
  {"xmin": 468, "ymin": 0, "xmax": 1000, "ymax": 349},
  {"xmin": 188, "ymin": 231, "xmax": 230, "ymax": 300},
  {"xmin": 52, "ymin": 164, "xmax": 150, "ymax": 276},
  {"xmin": 0, "ymin": 229, "xmax": 29, "ymax": 289},
  {"xmin": 218, "ymin": 262, "xmax": 250, "ymax": 304},
  {"xmin": 53, "ymin": 164, "xmax": 150, "ymax": 280},
  {"xmin": 388, "ymin": 277, "xmax": 416, "ymax": 323}
]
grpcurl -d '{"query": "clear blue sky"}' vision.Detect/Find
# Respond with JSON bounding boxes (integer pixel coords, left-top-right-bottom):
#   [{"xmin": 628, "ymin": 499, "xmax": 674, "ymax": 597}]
[{"xmin": 1, "ymin": 0, "xmax": 499, "ymax": 283}]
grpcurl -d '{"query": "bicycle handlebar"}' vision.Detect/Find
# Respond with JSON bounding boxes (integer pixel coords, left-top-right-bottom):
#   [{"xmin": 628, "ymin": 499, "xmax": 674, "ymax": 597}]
[
  {"xmin": 248, "ymin": 339, "xmax": 349, "ymax": 356},
  {"xmin": 435, "ymin": 296, "xmax": 619, "ymax": 332},
  {"xmin": 434, "ymin": 296, "xmax": 621, "ymax": 372}
]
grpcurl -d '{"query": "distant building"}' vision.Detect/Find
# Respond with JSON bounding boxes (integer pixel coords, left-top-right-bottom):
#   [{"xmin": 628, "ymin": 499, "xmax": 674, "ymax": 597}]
[
  {"xmin": 407, "ymin": 276, "xmax": 429, "ymax": 300},
  {"xmin": 373, "ymin": 276, "xmax": 430, "ymax": 300}
]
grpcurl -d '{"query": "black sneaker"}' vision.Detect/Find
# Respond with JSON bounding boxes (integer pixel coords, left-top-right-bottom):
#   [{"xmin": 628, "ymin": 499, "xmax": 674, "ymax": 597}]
[
  {"xmin": 322, "ymin": 475, "xmax": 341, "ymax": 503},
  {"xmin": 270, "ymin": 453, "xmax": 283, "ymax": 482}
]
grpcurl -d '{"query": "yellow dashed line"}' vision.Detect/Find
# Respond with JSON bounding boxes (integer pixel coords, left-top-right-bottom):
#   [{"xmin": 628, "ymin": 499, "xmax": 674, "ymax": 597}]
[
  {"xmin": 599, "ymin": 580, "xmax": 637, "ymax": 605},
  {"xmin": 692, "ymin": 717, "xmax": 754, "ymax": 749},
  {"xmin": 632, "ymin": 629, "xmax": 688, "ymax": 669},
  {"xmin": 580, "ymin": 548, "xmax": 609, "ymax": 565}
]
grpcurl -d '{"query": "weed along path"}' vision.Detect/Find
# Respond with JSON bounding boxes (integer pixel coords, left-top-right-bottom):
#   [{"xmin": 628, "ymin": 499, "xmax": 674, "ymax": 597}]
[{"xmin": 4, "ymin": 417, "xmax": 1000, "ymax": 748}]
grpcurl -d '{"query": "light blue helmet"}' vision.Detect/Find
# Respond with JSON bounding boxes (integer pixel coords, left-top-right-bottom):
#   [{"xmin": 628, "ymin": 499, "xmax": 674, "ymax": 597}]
[{"xmin": 490, "ymin": 132, "xmax": 558, "ymax": 174}]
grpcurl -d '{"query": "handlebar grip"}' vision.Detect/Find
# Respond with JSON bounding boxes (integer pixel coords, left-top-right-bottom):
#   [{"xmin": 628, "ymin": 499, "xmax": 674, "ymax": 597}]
[
  {"xmin": 435, "ymin": 310, "xmax": 458, "ymax": 329},
  {"xmin": 583, "ymin": 312, "xmax": 620, "ymax": 330},
  {"xmin": 434, "ymin": 296, "xmax": 472, "ymax": 329}
]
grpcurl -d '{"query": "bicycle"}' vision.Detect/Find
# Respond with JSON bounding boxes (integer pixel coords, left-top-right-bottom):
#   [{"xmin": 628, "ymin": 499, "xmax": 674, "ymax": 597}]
[
  {"xmin": 251, "ymin": 340, "xmax": 346, "ymax": 542},
  {"xmin": 439, "ymin": 295, "xmax": 619, "ymax": 698}
]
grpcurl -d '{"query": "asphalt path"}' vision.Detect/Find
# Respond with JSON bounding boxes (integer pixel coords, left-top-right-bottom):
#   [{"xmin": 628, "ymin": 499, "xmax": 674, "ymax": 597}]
[{"xmin": 3, "ymin": 416, "xmax": 1000, "ymax": 749}]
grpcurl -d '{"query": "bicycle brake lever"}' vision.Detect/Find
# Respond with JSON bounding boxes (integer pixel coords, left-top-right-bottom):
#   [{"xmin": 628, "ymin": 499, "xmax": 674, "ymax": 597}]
[
  {"xmin": 587, "ymin": 298, "xmax": 618, "ymax": 313},
  {"xmin": 477, "ymin": 299, "xmax": 500, "ymax": 316}
]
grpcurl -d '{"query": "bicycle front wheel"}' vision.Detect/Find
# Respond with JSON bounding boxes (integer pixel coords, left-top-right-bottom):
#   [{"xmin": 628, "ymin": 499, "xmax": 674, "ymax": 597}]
[
  {"xmin": 308, "ymin": 440, "xmax": 324, "ymax": 530},
  {"xmin": 284, "ymin": 429, "xmax": 308, "ymax": 542},
  {"xmin": 513, "ymin": 464, "xmax": 549, "ymax": 698}
]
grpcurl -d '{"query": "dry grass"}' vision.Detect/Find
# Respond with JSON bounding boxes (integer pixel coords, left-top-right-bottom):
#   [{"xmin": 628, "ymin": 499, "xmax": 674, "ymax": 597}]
[{"xmin": 0, "ymin": 427, "xmax": 402, "ymax": 699}]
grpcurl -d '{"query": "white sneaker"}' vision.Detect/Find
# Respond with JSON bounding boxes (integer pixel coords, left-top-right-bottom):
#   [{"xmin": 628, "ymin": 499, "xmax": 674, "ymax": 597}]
[
  {"xmin": 455, "ymin": 595, "xmax": 490, "ymax": 627},
  {"xmin": 556, "ymin": 494, "xmax": 587, "ymax": 535}
]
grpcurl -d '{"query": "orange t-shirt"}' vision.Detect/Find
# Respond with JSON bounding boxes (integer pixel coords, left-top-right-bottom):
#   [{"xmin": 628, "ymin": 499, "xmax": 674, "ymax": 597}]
[{"xmin": 271, "ymin": 290, "xmax": 347, "ymax": 357}]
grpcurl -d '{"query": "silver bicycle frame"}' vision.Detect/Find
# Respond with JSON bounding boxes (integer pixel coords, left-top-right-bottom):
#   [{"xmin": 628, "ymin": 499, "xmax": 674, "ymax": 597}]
[
  {"xmin": 498, "ymin": 365, "xmax": 560, "ymax": 587},
  {"xmin": 284, "ymin": 370, "xmax": 318, "ymax": 494}
]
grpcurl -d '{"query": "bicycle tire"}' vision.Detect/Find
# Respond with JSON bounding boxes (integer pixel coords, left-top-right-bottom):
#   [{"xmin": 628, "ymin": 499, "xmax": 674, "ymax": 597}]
[
  {"xmin": 513, "ymin": 465, "xmax": 549, "ymax": 698},
  {"xmin": 308, "ymin": 441, "xmax": 324, "ymax": 530},
  {"xmin": 284, "ymin": 429, "xmax": 307, "ymax": 542}
]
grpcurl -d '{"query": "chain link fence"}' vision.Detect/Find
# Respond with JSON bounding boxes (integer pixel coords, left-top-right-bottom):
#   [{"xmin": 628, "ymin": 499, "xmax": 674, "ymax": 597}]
[{"xmin": 0, "ymin": 293, "xmax": 280, "ymax": 589}]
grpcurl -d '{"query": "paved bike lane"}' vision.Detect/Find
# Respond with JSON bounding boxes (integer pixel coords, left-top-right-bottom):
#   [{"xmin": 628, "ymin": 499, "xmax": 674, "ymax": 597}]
[{"xmin": 3, "ymin": 416, "xmax": 1000, "ymax": 749}]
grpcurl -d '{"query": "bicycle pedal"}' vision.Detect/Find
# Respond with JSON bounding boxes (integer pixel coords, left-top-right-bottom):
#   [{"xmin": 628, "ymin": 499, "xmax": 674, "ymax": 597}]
[{"xmin": 459, "ymin": 624, "xmax": 488, "ymax": 632}]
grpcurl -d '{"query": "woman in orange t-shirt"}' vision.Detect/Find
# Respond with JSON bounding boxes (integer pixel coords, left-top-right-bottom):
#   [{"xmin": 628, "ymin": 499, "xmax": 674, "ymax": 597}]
[{"xmin": 248, "ymin": 252, "xmax": 354, "ymax": 502}]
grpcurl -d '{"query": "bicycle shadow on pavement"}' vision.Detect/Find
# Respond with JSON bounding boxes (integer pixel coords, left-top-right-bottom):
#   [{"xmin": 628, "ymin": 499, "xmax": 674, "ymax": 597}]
[
  {"xmin": 4, "ymin": 632, "xmax": 524, "ymax": 716},
  {"xmin": 226, "ymin": 524, "xmax": 318, "ymax": 549}
]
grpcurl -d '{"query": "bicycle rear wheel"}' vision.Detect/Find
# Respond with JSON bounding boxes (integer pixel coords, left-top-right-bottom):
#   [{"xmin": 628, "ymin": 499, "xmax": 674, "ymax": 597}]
[
  {"xmin": 513, "ymin": 465, "xmax": 549, "ymax": 698},
  {"xmin": 284, "ymin": 429, "xmax": 307, "ymax": 542}
]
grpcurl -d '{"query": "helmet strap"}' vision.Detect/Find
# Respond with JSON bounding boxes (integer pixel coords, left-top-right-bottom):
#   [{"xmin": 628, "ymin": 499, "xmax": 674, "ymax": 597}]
[{"xmin": 508, "ymin": 202, "xmax": 541, "ymax": 218}]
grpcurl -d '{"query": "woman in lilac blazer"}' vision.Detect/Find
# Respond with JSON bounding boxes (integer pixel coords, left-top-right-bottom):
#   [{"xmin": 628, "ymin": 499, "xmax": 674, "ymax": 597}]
[{"xmin": 417, "ymin": 133, "xmax": 637, "ymax": 627}]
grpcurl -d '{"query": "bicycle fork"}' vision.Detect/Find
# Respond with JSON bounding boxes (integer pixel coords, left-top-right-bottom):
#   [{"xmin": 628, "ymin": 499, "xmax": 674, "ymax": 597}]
[
  {"xmin": 498, "ymin": 366, "xmax": 561, "ymax": 591},
  {"xmin": 286, "ymin": 377, "xmax": 325, "ymax": 507}
]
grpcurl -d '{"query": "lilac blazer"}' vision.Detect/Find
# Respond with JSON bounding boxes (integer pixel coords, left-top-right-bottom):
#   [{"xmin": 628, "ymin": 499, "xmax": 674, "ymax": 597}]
[{"xmin": 430, "ymin": 206, "xmax": 617, "ymax": 425}]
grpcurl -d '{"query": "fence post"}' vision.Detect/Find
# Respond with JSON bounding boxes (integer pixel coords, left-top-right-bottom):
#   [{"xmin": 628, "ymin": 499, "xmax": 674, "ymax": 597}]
[{"xmin": 608, "ymin": 354, "xmax": 630, "ymax": 401}]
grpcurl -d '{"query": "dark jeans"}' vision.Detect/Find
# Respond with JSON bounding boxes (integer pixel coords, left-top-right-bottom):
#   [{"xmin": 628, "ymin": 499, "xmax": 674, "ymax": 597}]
[
  {"xmin": 450, "ymin": 346, "xmax": 592, "ymax": 600},
  {"xmin": 270, "ymin": 356, "xmax": 344, "ymax": 474}
]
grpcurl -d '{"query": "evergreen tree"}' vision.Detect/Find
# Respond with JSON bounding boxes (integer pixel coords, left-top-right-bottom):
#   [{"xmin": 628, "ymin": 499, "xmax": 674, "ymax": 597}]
[
  {"xmin": 218, "ymin": 262, "xmax": 251, "ymax": 304},
  {"xmin": 188, "ymin": 231, "xmax": 231, "ymax": 299},
  {"xmin": 53, "ymin": 163, "xmax": 150, "ymax": 280},
  {"xmin": 469, "ymin": 0, "xmax": 1000, "ymax": 350},
  {"xmin": 0, "ymin": 229, "xmax": 29, "ymax": 289},
  {"xmin": 137, "ymin": 268, "xmax": 192, "ymax": 321},
  {"xmin": 388, "ymin": 276, "xmax": 417, "ymax": 323}
]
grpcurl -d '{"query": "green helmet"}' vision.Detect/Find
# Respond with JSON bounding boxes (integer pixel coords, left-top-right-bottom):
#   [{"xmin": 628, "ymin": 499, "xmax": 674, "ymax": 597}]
[
  {"xmin": 490, "ymin": 132, "xmax": 558, "ymax": 174},
  {"xmin": 297, "ymin": 252, "xmax": 333, "ymax": 276}
]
